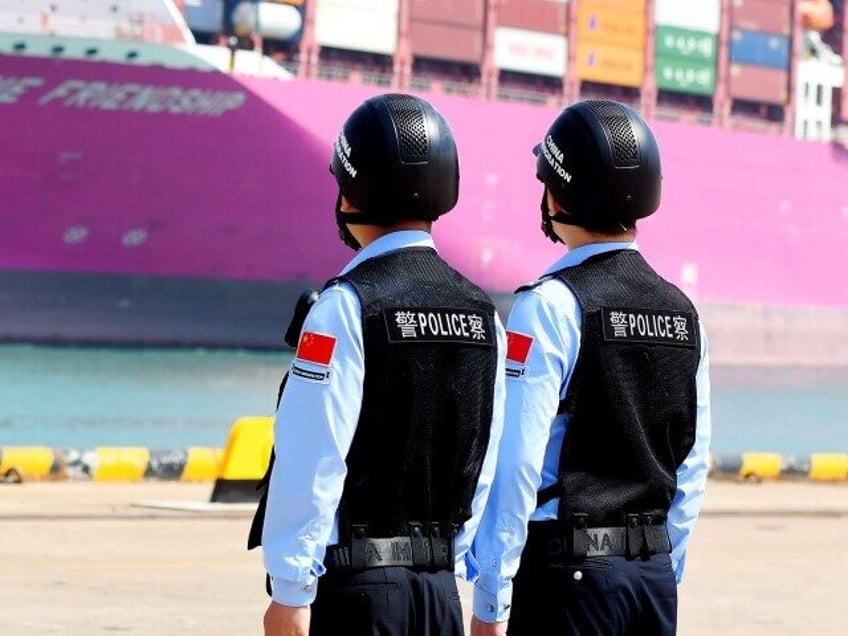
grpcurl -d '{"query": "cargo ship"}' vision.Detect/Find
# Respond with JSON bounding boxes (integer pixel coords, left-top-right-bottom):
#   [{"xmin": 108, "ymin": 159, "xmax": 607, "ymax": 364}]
[{"xmin": 1, "ymin": 0, "xmax": 847, "ymax": 364}]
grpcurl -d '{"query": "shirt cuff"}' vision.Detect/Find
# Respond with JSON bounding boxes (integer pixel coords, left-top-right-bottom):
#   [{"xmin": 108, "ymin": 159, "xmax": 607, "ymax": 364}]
[
  {"xmin": 270, "ymin": 574, "xmax": 319, "ymax": 607},
  {"xmin": 472, "ymin": 579, "xmax": 513, "ymax": 623}
]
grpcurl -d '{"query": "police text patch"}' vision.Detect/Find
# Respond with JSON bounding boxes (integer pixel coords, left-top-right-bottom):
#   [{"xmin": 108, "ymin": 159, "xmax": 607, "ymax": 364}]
[
  {"xmin": 384, "ymin": 307, "xmax": 494, "ymax": 346},
  {"xmin": 601, "ymin": 307, "xmax": 696, "ymax": 348},
  {"xmin": 290, "ymin": 363, "xmax": 331, "ymax": 383}
]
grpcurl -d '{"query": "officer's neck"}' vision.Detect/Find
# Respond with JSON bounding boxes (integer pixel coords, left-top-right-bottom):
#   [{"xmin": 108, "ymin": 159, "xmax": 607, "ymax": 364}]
[
  {"xmin": 351, "ymin": 220, "xmax": 433, "ymax": 249},
  {"xmin": 555, "ymin": 223, "xmax": 636, "ymax": 250}
]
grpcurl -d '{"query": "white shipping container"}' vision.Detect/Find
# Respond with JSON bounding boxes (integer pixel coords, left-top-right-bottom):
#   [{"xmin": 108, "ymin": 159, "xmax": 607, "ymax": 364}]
[
  {"xmin": 257, "ymin": 2, "xmax": 303, "ymax": 40},
  {"xmin": 494, "ymin": 27, "xmax": 567, "ymax": 78},
  {"xmin": 315, "ymin": 4, "xmax": 398, "ymax": 55},
  {"xmin": 317, "ymin": 0, "xmax": 399, "ymax": 11},
  {"xmin": 655, "ymin": 0, "xmax": 721, "ymax": 34}
]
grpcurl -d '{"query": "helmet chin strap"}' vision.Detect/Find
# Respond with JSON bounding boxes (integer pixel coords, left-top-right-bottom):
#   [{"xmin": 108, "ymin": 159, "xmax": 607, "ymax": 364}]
[
  {"xmin": 335, "ymin": 193, "xmax": 362, "ymax": 251},
  {"xmin": 540, "ymin": 190, "xmax": 561, "ymax": 244},
  {"xmin": 541, "ymin": 189, "xmax": 583, "ymax": 243},
  {"xmin": 542, "ymin": 188, "xmax": 615, "ymax": 240},
  {"xmin": 335, "ymin": 194, "xmax": 404, "ymax": 251}
]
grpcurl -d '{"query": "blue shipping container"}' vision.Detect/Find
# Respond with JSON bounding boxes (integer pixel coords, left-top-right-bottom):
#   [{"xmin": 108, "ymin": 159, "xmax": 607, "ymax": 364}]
[
  {"xmin": 186, "ymin": 0, "xmax": 225, "ymax": 34},
  {"xmin": 729, "ymin": 29, "xmax": 790, "ymax": 69}
]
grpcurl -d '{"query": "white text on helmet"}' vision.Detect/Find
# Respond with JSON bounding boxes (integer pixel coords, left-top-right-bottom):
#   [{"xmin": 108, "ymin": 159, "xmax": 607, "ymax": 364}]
[
  {"xmin": 334, "ymin": 131, "xmax": 358, "ymax": 179},
  {"xmin": 543, "ymin": 135, "xmax": 572, "ymax": 184},
  {"xmin": 338, "ymin": 131, "xmax": 353, "ymax": 157}
]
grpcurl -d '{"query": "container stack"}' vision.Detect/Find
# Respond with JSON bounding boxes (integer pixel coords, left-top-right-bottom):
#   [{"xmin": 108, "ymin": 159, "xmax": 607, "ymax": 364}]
[
  {"xmin": 728, "ymin": 0, "xmax": 794, "ymax": 105},
  {"xmin": 494, "ymin": 0, "xmax": 568, "ymax": 79},
  {"xmin": 408, "ymin": 0, "xmax": 485, "ymax": 65},
  {"xmin": 653, "ymin": 0, "xmax": 721, "ymax": 97},
  {"xmin": 574, "ymin": 0, "xmax": 646, "ymax": 88}
]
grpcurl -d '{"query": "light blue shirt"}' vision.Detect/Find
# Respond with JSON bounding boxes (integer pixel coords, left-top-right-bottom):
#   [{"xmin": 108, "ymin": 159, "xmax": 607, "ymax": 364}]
[
  {"xmin": 472, "ymin": 242, "xmax": 712, "ymax": 623},
  {"xmin": 262, "ymin": 230, "xmax": 507, "ymax": 607}
]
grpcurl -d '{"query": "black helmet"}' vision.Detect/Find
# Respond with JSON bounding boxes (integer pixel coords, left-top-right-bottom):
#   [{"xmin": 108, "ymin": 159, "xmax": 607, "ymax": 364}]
[
  {"xmin": 330, "ymin": 93, "xmax": 459, "ymax": 226},
  {"xmin": 535, "ymin": 99, "xmax": 661, "ymax": 237}
]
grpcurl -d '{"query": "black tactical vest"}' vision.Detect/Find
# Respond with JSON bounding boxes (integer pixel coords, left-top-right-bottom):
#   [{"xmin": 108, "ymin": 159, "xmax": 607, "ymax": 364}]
[
  {"xmin": 335, "ymin": 246, "xmax": 498, "ymax": 538},
  {"xmin": 537, "ymin": 249, "xmax": 700, "ymax": 527}
]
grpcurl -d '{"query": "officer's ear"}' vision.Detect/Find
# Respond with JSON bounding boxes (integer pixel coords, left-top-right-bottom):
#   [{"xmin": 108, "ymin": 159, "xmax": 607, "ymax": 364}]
[
  {"xmin": 546, "ymin": 190, "xmax": 565, "ymax": 217},
  {"xmin": 339, "ymin": 195, "xmax": 360, "ymax": 213}
]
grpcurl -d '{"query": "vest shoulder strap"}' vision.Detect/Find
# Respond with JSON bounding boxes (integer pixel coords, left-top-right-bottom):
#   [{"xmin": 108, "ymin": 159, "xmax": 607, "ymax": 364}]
[{"xmin": 514, "ymin": 275, "xmax": 554, "ymax": 294}]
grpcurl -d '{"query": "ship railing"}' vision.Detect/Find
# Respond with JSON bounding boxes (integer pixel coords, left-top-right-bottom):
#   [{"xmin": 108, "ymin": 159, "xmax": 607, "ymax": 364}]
[
  {"xmin": 496, "ymin": 86, "xmax": 561, "ymax": 108},
  {"xmin": 360, "ymin": 70, "xmax": 393, "ymax": 88},
  {"xmin": 315, "ymin": 64, "xmax": 353, "ymax": 82},
  {"xmin": 653, "ymin": 105, "xmax": 715, "ymax": 128},
  {"xmin": 406, "ymin": 78, "xmax": 481, "ymax": 98}
]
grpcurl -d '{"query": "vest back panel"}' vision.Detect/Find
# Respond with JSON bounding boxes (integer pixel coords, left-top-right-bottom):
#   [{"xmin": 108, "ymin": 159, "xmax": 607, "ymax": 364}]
[
  {"xmin": 338, "ymin": 247, "xmax": 498, "ymax": 537},
  {"xmin": 552, "ymin": 250, "xmax": 700, "ymax": 527}
]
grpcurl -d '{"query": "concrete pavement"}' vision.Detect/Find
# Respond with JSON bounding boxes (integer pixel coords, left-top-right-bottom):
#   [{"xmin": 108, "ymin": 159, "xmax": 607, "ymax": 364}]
[{"xmin": 1, "ymin": 480, "xmax": 846, "ymax": 635}]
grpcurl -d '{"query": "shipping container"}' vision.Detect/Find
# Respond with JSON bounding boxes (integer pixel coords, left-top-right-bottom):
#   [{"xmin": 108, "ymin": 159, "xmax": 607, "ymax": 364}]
[
  {"xmin": 576, "ymin": 40, "xmax": 644, "ymax": 87},
  {"xmin": 587, "ymin": 0, "xmax": 646, "ymax": 12},
  {"xmin": 730, "ymin": 29, "xmax": 790, "ymax": 69},
  {"xmin": 410, "ymin": 21, "xmax": 484, "ymax": 63},
  {"xmin": 577, "ymin": 2, "xmax": 646, "ymax": 49},
  {"xmin": 731, "ymin": 0, "xmax": 793, "ymax": 36},
  {"xmin": 655, "ymin": 0, "xmax": 721, "ymax": 34},
  {"xmin": 655, "ymin": 25, "xmax": 717, "ymax": 61},
  {"xmin": 655, "ymin": 55, "xmax": 716, "ymax": 95},
  {"xmin": 493, "ymin": 26, "xmax": 567, "ymax": 77},
  {"xmin": 185, "ymin": 0, "xmax": 225, "ymax": 34},
  {"xmin": 729, "ymin": 63, "xmax": 789, "ymax": 103},
  {"xmin": 409, "ymin": 0, "xmax": 484, "ymax": 29},
  {"xmin": 496, "ymin": 0, "xmax": 567, "ymax": 35},
  {"xmin": 315, "ymin": 1, "xmax": 399, "ymax": 55},
  {"xmin": 257, "ymin": 2, "xmax": 304, "ymax": 41}
]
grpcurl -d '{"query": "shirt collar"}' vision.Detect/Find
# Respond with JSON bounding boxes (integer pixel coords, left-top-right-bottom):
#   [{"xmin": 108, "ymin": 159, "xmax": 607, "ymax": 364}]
[
  {"xmin": 543, "ymin": 241, "xmax": 639, "ymax": 275},
  {"xmin": 340, "ymin": 230, "xmax": 436, "ymax": 275}
]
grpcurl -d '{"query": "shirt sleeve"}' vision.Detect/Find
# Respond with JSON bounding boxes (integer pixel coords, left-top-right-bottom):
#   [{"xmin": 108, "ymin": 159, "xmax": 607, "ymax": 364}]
[
  {"xmin": 261, "ymin": 283, "xmax": 364, "ymax": 607},
  {"xmin": 471, "ymin": 286, "xmax": 573, "ymax": 623},
  {"xmin": 668, "ymin": 322, "xmax": 712, "ymax": 584},
  {"xmin": 454, "ymin": 313, "xmax": 507, "ymax": 581}
]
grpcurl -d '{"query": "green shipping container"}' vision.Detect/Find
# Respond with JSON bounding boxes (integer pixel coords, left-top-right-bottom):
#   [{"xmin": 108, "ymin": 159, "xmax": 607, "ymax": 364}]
[
  {"xmin": 655, "ymin": 56, "xmax": 716, "ymax": 95},
  {"xmin": 655, "ymin": 24, "xmax": 717, "ymax": 62}
]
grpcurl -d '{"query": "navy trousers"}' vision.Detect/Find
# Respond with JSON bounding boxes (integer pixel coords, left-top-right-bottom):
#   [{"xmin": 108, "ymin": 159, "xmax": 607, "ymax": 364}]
[
  {"xmin": 310, "ymin": 567, "xmax": 464, "ymax": 636},
  {"xmin": 508, "ymin": 552, "xmax": 678, "ymax": 636}
]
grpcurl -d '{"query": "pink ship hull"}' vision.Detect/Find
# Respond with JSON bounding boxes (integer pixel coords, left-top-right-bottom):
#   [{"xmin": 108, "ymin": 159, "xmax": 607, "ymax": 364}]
[{"xmin": 1, "ymin": 56, "xmax": 846, "ymax": 345}]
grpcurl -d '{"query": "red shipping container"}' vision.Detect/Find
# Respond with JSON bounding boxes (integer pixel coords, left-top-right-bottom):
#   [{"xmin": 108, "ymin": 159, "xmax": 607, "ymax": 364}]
[
  {"xmin": 410, "ymin": 0, "xmax": 485, "ymax": 28},
  {"xmin": 497, "ymin": 0, "xmax": 567, "ymax": 35},
  {"xmin": 728, "ymin": 63, "xmax": 789, "ymax": 104},
  {"xmin": 731, "ymin": 0, "xmax": 793, "ymax": 35},
  {"xmin": 410, "ymin": 20, "xmax": 484, "ymax": 63}
]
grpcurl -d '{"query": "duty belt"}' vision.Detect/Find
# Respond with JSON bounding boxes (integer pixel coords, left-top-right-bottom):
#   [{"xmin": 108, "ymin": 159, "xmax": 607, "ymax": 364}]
[
  {"xmin": 527, "ymin": 514, "xmax": 671, "ymax": 561},
  {"xmin": 325, "ymin": 522, "xmax": 455, "ymax": 571}
]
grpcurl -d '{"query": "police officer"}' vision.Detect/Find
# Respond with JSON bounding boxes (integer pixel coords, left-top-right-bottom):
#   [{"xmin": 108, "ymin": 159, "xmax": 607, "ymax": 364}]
[
  {"xmin": 470, "ymin": 100, "xmax": 712, "ymax": 636},
  {"xmin": 260, "ymin": 93, "xmax": 507, "ymax": 636}
]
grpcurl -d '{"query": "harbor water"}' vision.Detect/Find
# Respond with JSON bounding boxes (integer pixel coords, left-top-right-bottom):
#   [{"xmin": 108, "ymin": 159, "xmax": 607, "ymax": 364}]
[{"xmin": 1, "ymin": 344, "xmax": 847, "ymax": 454}]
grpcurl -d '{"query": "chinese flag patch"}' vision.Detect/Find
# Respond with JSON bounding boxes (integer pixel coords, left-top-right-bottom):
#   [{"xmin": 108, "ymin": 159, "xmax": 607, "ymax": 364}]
[
  {"xmin": 506, "ymin": 331, "xmax": 534, "ymax": 364},
  {"xmin": 295, "ymin": 331, "xmax": 337, "ymax": 366}
]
